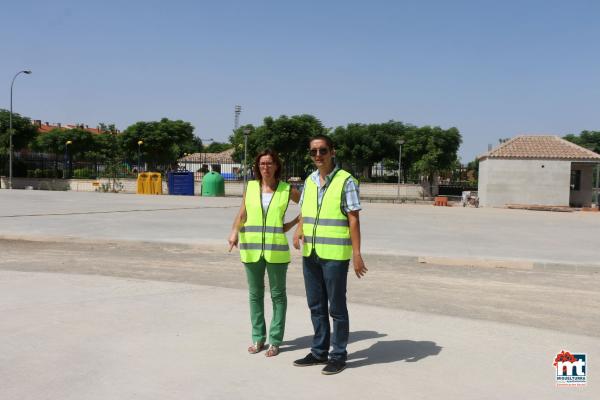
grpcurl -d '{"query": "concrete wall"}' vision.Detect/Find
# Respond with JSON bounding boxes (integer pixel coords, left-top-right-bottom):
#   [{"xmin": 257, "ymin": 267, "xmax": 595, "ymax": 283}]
[
  {"xmin": 478, "ymin": 159, "xmax": 571, "ymax": 207},
  {"xmin": 208, "ymin": 181, "xmax": 426, "ymax": 198},
  {"xmin": 569, "ymin": 163, "xmax": 595, "ymax": 207},
  {"xmin": 1, "ymin": 177, "xmax": 168, "ymax": 194}
]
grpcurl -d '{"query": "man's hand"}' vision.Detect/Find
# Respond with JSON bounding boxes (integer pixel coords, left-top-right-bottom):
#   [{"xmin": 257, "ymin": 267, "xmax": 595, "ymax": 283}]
[
  {"xmin": 353, "ymin": 253, "xmax": 368, "ymax": 278},
  {"xmin": 293, "ymin": 228, "xmax": 304, "ymax": 250},
  {"xmin": 228, "ymin": 231, "xmax": 238, "ymax": 252}
]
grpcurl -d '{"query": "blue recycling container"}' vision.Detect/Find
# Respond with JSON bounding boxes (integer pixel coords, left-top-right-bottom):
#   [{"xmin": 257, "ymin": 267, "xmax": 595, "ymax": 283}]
[{"xmin": 167, "ymin": 171, "xmax": 194, "ymax": 196}]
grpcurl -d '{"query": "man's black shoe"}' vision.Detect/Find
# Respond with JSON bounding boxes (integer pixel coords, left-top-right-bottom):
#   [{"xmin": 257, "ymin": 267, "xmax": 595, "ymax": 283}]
[
  {"xmin": 321, "ymin": 360, "xmax": 346, "ymax": 375},
  {"xmin": 293, "ymin": 353, "xmax": 328, "ymax": 367}
]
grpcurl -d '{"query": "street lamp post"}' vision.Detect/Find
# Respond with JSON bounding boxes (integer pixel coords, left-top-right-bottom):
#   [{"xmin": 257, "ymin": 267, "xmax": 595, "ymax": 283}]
[
  {"xmin": 63, "ymin": 140, "xmax": 72, "ymax": 179},
  {"xmin": 243, "ymin": 127, "xmax": 250, "ymax": 188},
  {"xmin": 8, "ymin": 70, "xmax": 32, "ymax": 189},
  {"xmin": 137, "ymin": 140, "xmax": 143, "ymax": 172},
  {"xmin": 397, "ymin": 139, "xmax": 405, "ymax": 200}
]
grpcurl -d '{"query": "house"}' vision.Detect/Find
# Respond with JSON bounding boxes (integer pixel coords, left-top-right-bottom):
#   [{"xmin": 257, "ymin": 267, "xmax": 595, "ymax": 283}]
[
  {"xmin": 478, "ymin": 135, "xmax": 600, "ymax": 208},
  {"xmin": 178, "ymin": 148, "xmax": 242, "ymax": 180},
  {"xmin": 33, "ymin": 120, "xmax": 112, "ymax": 135}
]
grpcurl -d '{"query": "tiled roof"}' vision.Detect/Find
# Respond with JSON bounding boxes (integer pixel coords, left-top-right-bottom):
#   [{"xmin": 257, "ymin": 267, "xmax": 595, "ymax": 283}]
[
  {"xmin": 64, "ymin": 124, "xmax": 103, "ymax": 134},
  {"xmin": 179, "ymin": 148, "xmax": 236, "ymax": 163},
  {"xmin": 34, "ymin": 121, "xmax": 105, "ymax": 135},
  {"xmin": 37, "ymin": 124, "xmax": 56, "ymax": 133},
  {"xmin": 479, "ymin": 135, "xmax": 600, "ymax": 160}
]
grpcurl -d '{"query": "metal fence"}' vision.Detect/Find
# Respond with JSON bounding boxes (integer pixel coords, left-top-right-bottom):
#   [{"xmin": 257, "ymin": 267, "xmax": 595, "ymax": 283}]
[
  {"xmin": 177, "ymin": 159, "xmax": 306, "ymax": 182},
  {"xmin": 2, "ymin": 151, "xmax": 459, "ymax": 184},
  {"xmin": 1, "ymin": 152, "xmax": 169, "ymax": 180}
]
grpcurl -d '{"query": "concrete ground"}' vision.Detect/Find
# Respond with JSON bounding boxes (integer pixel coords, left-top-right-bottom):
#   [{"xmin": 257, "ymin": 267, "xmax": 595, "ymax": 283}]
[
  {"xmin": 1, "ymin": 190, "xmax": 599, "ymax": 267},
  {"xmin": 1, "ymin": 190, "xmax": 599, "ymax": 399}
]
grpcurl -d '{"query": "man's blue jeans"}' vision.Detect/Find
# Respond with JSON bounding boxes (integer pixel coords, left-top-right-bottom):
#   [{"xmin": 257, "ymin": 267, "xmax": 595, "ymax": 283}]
[{"xmin": 302, "ymin": 251, "xmax": 349, "ymax": 362}]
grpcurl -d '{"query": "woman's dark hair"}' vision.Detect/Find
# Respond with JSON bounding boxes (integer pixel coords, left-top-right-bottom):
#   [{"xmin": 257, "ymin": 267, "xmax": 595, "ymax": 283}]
[
  {"xmin": 309, "ymin": 134, "xmax": 334, "ymax": 150},
  {"xmin": 253, "ymin": 149, "xmax": 282, "ymax": 181}
]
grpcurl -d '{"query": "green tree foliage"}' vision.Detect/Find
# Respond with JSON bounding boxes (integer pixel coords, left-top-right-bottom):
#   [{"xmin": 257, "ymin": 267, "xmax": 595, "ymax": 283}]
[
  {"xmin": 332, "ymin": 122, "xmax": 400, "ymax": 178},
  {"xmin": 466, "ymin": 158, "xmax": 479, "ymax": 182},
  {"xmin": 229, "ymin": 115, "xmax": 327, "ymax": 175},
  {"xmin": 85, "ymin": 124, "xmax": 121, "ymax": 162},
  {"xmin": 412, "ymin": 126, "xmax": 462, "ymax": 182},
  {"xmin": 33, "ymin": 127, "xmax": 94, "ymax": 159},
  {"xmin": 31, "ymin": 127, "xmax": 97, "ymax": 178},
  {"xmin": 120, "ymin": 118, "xmax": 197, "ymax": 166},
  {"xmin": 564, "ymin": 131, "xmax": 600, "ymax": 154},
  {"xmin": 32, "ymin": 128, "xmax": 67, "ymax": 155},
  {"xmin": 331, "ymin": 121, "xmax": 461, "ymax": 182},
  {"xmin": 0, "ymin": 109, "xmax": 38, "ymax": 152},
  {"xmin": 204, "ymin": 141, "xmax": 233, "ymax": 153}
]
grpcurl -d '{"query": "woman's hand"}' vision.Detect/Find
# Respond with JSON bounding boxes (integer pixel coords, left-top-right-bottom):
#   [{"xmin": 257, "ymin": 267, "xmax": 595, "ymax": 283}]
[
  {"xmin": 228, "ymin": 231, "xmax": 239, "ymax": 252},
  {"xmin": 293, "ymin": 226, "xmax": 304, "ymax": 250}
]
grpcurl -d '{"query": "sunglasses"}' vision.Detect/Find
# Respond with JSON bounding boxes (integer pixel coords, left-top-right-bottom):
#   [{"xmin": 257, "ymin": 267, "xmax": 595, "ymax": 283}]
[{"xmin": 309, "ymin": 147, "xmax": 329, "ymax": 157}]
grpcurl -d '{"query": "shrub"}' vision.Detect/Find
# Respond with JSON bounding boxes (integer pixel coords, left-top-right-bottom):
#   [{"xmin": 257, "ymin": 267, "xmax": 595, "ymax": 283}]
[{"xmin": 73, "ymin": 168, "xmax": 95, "ymax": 179}]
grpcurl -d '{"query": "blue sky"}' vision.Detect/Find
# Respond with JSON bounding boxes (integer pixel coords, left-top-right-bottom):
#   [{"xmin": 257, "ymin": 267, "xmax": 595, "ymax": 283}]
[{"xmin": 2, "ymin": 0, "xmax": 599, "ymax": 161}]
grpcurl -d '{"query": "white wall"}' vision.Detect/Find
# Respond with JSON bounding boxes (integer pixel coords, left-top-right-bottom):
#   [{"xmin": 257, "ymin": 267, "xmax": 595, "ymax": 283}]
[
  {"xmin": 1, "ymin": 177, "xmax": 168, "ymax": 194},
  {"xmin": 478, "ymin": 159, "xmax": 571, "ymax": 207},
  {"xmin": 177, "ymin": 162, "xmax": 242, "ymax": 180},
  {"xmin": 221, "ymin": 182, "xmax": 426, "ymax": 198},
  {"xmin": 2, "ymin": 177, "xmax": 427, "ymax": 199}
]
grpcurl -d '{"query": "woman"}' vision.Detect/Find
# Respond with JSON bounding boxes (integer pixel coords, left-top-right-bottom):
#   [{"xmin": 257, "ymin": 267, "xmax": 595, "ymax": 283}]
[{"xmin": 228, "ymin": 149, "xmax": 301, "ymax": 357}]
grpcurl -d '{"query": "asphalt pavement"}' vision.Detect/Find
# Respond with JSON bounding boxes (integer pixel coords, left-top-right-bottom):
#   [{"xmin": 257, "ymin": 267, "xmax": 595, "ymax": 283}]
[{"xmin": 1, "ymin": 190, "xmax": 598, "ymax": 399}]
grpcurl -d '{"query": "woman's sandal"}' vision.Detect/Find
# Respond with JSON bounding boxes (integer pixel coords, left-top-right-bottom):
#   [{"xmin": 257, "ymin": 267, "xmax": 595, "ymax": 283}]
[
  {"xmin": 265, "ymin": 344, "xmax": 280, "ymax": 357},
  {"xmin": 247, "ymin": 342, "xmax": 264, "ymax": 354}
]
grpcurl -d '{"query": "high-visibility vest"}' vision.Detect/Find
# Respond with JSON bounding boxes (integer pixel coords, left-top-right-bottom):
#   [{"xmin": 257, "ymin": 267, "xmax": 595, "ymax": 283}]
[
  {"xmin": 301, "ymin": 169, "xmax": 356, "ymax": 260},
  {"xmin": 239, "ymin": 180, "xmax": 291, "ymax": 263}
]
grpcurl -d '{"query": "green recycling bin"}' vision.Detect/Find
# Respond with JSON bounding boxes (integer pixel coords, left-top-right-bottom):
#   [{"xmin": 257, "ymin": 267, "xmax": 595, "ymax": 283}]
[{"xmin": 201, "ymin": 171, "xmax": 225, "ymax": 196}]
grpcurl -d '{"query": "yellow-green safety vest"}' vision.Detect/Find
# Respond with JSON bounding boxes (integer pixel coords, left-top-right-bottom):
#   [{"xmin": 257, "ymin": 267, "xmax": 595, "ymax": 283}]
[
  {"xmin": 301, "ymin": 169, "xmax": 356, "ymax": 260},
  {"xmin": 239, "ymin": 180, "xmax": 291, "ymax": 263}
]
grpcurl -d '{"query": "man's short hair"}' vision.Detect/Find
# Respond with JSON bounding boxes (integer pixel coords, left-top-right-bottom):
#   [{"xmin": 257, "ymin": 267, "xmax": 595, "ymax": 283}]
[{"xmin": 309, "ymin": 134, "xmax": 334, "ymax": 150}]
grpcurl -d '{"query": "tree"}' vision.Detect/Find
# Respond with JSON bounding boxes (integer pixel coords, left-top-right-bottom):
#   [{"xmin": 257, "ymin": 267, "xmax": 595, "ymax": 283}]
[
  {"xmin": 466, "ymin": 158, "xmax": 479, "ymax": 182},
  {"xmin": 185, "ymin": 136, "xmax": 204, "ymax": 154},
  {"xmin": 120, "ymin": 118, "xmax": 197, "ymax": 167},
  {"xmin": 412, "ymin": 126, "xmax": 462, "ymax": 186},
  {"xmin": 32, "ymin": 128, "xmax": 68, "ymax": 156},
  {"xmin": 333, "ymin": 120, "xmax": 420, "ymax": 181},
  {"xmin": 0, "ymin": 109, "xmax": 38, "ymax": 152},
  {"xmin": 204, "ymin": 141, "xmax": 233, "ymax": 153},
  {"xmin": 33, "ymin": 128, "xmax": 94, "ymax": 159},
  {"xmin": 564, "ymin": 131, "xmax": 600, "ymax": 154},
  {"xmin": 84, "ymin": 124, "xmax": 120, "ymax": 163},
  {"xmin": 332, "ymin": 123, "xmax": 396, "ymax": 178},
  {"xmin": 229, "ymin": 115, "xmax": 327, "ymax": 177},
  {"xmin": 32, "ymin": 127, "xmax": 96, "ymax": 178}
]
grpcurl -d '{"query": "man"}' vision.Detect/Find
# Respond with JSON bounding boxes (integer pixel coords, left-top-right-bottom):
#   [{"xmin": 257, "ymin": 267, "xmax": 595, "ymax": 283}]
[{"xmin": 292, "ymin": 134, "xmax": 367, "ymax": 375}]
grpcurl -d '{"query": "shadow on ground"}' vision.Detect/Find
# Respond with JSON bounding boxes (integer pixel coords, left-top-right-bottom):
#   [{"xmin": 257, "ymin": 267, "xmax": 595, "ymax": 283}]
[
  {"xmin": 281, "ymin": 330, "xmax": 387, "ymax": 352},
  {"xmin": 282, "ymin": 330, "xmax": 442, "ymax": 367},
  {"xmin": 348, "ymin": 340, "xmax": 442, "ymax": 367}
]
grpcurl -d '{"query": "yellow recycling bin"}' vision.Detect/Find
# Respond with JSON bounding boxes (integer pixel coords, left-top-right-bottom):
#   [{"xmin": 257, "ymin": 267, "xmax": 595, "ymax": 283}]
[
  {"xmin": 137, "ymin": 172, "xmax": 162, "ymax": 194},
  {"xmin": 137, "ymin": 173, "xmax": 149, "ymax": 194},
  {"xmin": 149, "ymin": 172, "xmax": 163, "ymax": 195}
]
